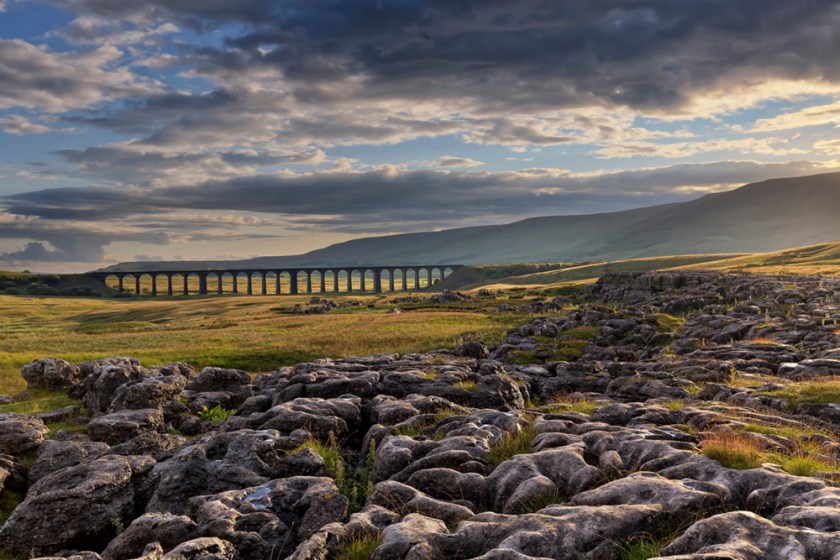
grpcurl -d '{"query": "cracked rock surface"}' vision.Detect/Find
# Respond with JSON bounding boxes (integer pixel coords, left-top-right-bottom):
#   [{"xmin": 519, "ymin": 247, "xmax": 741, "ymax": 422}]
[{"xmin": 2, "ymin": 271, "xmax": 840, "ymax": 559}]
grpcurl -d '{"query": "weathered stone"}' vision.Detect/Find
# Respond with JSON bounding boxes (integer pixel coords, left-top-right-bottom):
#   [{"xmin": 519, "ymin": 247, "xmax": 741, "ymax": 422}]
[
  {"xmin": 21, "ymin": 358, "xmax": 81, "ymax": 390},
  {"xmin": 102, "ymin": 512, "xmax": 197, "ymax": 560},
  {"xmin": 160, "ymin": 538, "xmax": 235, "ymax": 560},
  {"xmin": 0, "ymin": 455, "xmax": 156, "ymax": 555},
  {"xmin": 88, "ymin": 409, "xmax": 164, "ymax": 445},
  {"xmin": 0, "ymin": 412, "xmax": 49, "ymax": 456}
]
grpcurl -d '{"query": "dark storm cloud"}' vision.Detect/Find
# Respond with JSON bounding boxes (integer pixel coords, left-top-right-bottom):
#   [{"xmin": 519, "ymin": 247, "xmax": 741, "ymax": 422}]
[
  {"xmin": 5, "ymin": 160, "xmax": 835, "ymax": 229},
  {"xmin": 49, "ymin": 0, "xmax": 840, "ymax": 114}
]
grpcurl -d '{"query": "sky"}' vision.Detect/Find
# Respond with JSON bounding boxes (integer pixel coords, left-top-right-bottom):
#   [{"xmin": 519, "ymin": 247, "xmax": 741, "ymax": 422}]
[{"xmin": 2, "ymin": 1, "xmax": 840, "ymax": 272}]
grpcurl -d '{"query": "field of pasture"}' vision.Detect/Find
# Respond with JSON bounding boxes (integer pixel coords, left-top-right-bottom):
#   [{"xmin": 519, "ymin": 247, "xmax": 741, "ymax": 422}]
[{"xmin": 0, "ymin": 290, "xmax": 535, "ymax": 396}]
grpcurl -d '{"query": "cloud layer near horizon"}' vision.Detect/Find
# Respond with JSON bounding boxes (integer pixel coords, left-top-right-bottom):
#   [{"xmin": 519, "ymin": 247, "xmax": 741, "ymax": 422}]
[{"xmin": 2, "ymin": 0, "xmax": 840, "ymax": 269}]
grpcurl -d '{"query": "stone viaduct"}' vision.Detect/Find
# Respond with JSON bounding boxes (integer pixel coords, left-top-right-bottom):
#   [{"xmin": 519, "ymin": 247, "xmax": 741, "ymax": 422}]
[{"xmin": 88, "ymin": 265, "xmax": 463, "ymax": 296}]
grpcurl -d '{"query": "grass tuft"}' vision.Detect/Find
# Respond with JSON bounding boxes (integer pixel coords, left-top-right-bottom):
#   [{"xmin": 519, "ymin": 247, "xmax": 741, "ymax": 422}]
[
  {"xmin": 700, "ymin": 432, "xmax": 764, "ymax": 470},
  {"xmin": 195, "ymin": 404, "xmax": 236, "ymax": 423},
  {"xmin": 519, "ymin": 487, "xmax": 566, "ymax": 513},
  {"xmin": 486, "ymin": 424, "xmax": 538, "ymax": 467},
  {"xmin": 452, "ymin": 380, "xmax": 479, "ymax": 391},
  {"xmin": 291, "ymin": 436, "xmax": 375, "ymax": 516},
  {"xmin": 335, "ymin": 533, "xmax": 382, "ymax": 560}
]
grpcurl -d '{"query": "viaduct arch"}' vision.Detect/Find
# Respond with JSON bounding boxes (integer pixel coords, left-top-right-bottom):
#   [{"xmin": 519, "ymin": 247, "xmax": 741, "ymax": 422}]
[{"xmin": 89, "ymin": 265, "xmax": 462, "ymax": 296}]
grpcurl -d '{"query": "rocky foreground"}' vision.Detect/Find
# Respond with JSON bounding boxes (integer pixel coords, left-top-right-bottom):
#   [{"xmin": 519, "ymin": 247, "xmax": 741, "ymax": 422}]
[{"xmin": 2, "ymin": 271, "xmax": 840, "ymax": 559}]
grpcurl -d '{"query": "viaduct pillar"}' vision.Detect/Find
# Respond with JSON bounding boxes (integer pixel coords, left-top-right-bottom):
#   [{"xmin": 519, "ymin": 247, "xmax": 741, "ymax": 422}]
[{"xmin": 374, "ymin": 270, "xmax": 382, "ymax": 293}]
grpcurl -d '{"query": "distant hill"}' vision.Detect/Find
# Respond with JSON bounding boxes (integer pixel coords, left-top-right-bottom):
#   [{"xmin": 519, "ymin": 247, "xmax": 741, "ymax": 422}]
[{"xmin": 99, "ymin": 171, "xmax": 840, "ymax": 272}]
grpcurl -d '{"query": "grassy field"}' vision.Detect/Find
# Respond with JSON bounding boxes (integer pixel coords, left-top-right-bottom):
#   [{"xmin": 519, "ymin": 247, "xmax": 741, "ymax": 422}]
[
  {"xmin": 441, "ymin": 254, "xmax": 741, "ymax": 290},
  {"xmin": 678, "ymin": 242, "xmax": 840, "ymax": 276},
  {"xmin": 440, "ymin": 241, "xmax": 840, "ymax": 291},
  {"xmin": 0, "ymin": 292, "xmax": 530, "ymax": 395}
]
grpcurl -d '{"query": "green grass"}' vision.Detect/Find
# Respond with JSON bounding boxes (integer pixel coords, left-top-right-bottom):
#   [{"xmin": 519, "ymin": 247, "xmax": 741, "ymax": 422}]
[
  {"xmin": 291, "ymin": 436, "xmax": 375, "ymax": 516},
  {"xmin": 754, "ymin": 380, "xmax": 840, "ymax": 408},
  {"xmin": 292, "ymin": 436, "xmax": 346, "ymax": 482},
  {"xmin": 542, "ymin": 396, "xmax": 601, "ymax": 415},
  {"xmin": 196, "ymin": 405, "xmax": 236, "ymax": 423},
  {"xmin": 452, "ymin": 380, "xmax": 479, "ymax": 391},
  {"xmin": 656, "ymin": 314, "xmax": 686, "ymax": 333},
  {"xmin": 680, "ymin": 241, "xmax": 840, "ymax": 276},
  {"xmin": 702, "ymin": 428, "xmax": 840, "ymax": 478},
  {"xmin": 768, "ymin": 441, "xmax": 840, "ymax": 477},
  {"xmin": 734, "ymin": 421, "xmax": 823, "ymax": 440},
  {"xmin": 519, "ymin": 488, "xmax": 567, "ymax": 513},
  {"xmin": 486, "ymin": 425, "xmax": 538, "ymax": 467},
  {"xmin": 335, "ymin": 534, "xmax": 382, "ymax": 560},
  {"xmin": 47, "ymin": 420, "xmax": 88, "ymax": 438},
  {"xmin": 617, "ymin": 525, "xmax": 682, "ymax": 560},
  {"xmin": 0, "ymin": 389, "xmax": 79, "ymax": 415},
  {"xmin": 0, "ymin": 294, "xmax": 526, "ymax": 394},
  {"xmin": 393, "ymin": 424, "xmax": 429, "ymax": 438},
  {"xmin": 511, "ymin": 329, "xmax": 597, "ymax": 364},
  {"xmin": 466, "ymin": 254, "xmax": 740, "ymax": 288},
  {"xmin": 660, "ymin": 401, "xmax": 686, "ymax": 411},
  {"xmin": 0, "ymin": 490, "xmax": 24, "ymax": 525}
]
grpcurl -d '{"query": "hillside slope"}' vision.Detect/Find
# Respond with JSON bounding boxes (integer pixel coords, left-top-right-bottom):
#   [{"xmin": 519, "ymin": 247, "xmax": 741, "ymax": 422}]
[{"xmin": 100, "ymin": 171, "xmax": 840, "ymax": 271}]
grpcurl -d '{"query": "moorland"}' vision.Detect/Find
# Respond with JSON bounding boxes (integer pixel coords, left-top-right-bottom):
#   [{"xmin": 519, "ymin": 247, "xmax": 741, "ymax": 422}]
[{"xmin": 1, "ymin": 242, "xmax": 840, "ymax": 559}]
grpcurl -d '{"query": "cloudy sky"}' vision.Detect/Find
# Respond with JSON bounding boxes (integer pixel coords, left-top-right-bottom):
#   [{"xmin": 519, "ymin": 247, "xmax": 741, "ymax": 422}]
[{"xmin": 2, "ymin": 1, "xmax": 840, "ymax": 271}]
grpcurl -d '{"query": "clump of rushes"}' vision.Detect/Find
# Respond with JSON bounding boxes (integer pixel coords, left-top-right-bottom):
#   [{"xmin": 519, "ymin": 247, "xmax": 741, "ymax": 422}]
[
  {"xmin": 700, "ymin": 431, "xmax": 764, "ymax": 470},
  {"xmin": 486, "ymin": 424, "xmax": 538, "ymax": 467}
]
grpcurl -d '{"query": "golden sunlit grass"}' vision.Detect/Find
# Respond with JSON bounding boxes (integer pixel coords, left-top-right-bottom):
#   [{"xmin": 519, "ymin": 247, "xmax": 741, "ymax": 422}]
[
  {"xmin": 0, "ymin": 293, "xmax": 526, "ymax": 395},
  {"xmin": 747, "ymin": 336, "xmax": 785, "ymax": 346},
  {"xmin": 541, "ymin": 393, "xmax": 602, "ymax": 415},
  {"xmin": 679, "ymin": 241, "xmax": 840, "ymax": 276},
  {"xmin": 700, "ymin": 432, "xmax": 764, "ymax": 470},
  {"xmin": 753, "ymin": 379, "xmax": 840, "ymax": 408},
  {"xmin": 701, "ymin": 429, "xmax": 840, "ymax": 477}
]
